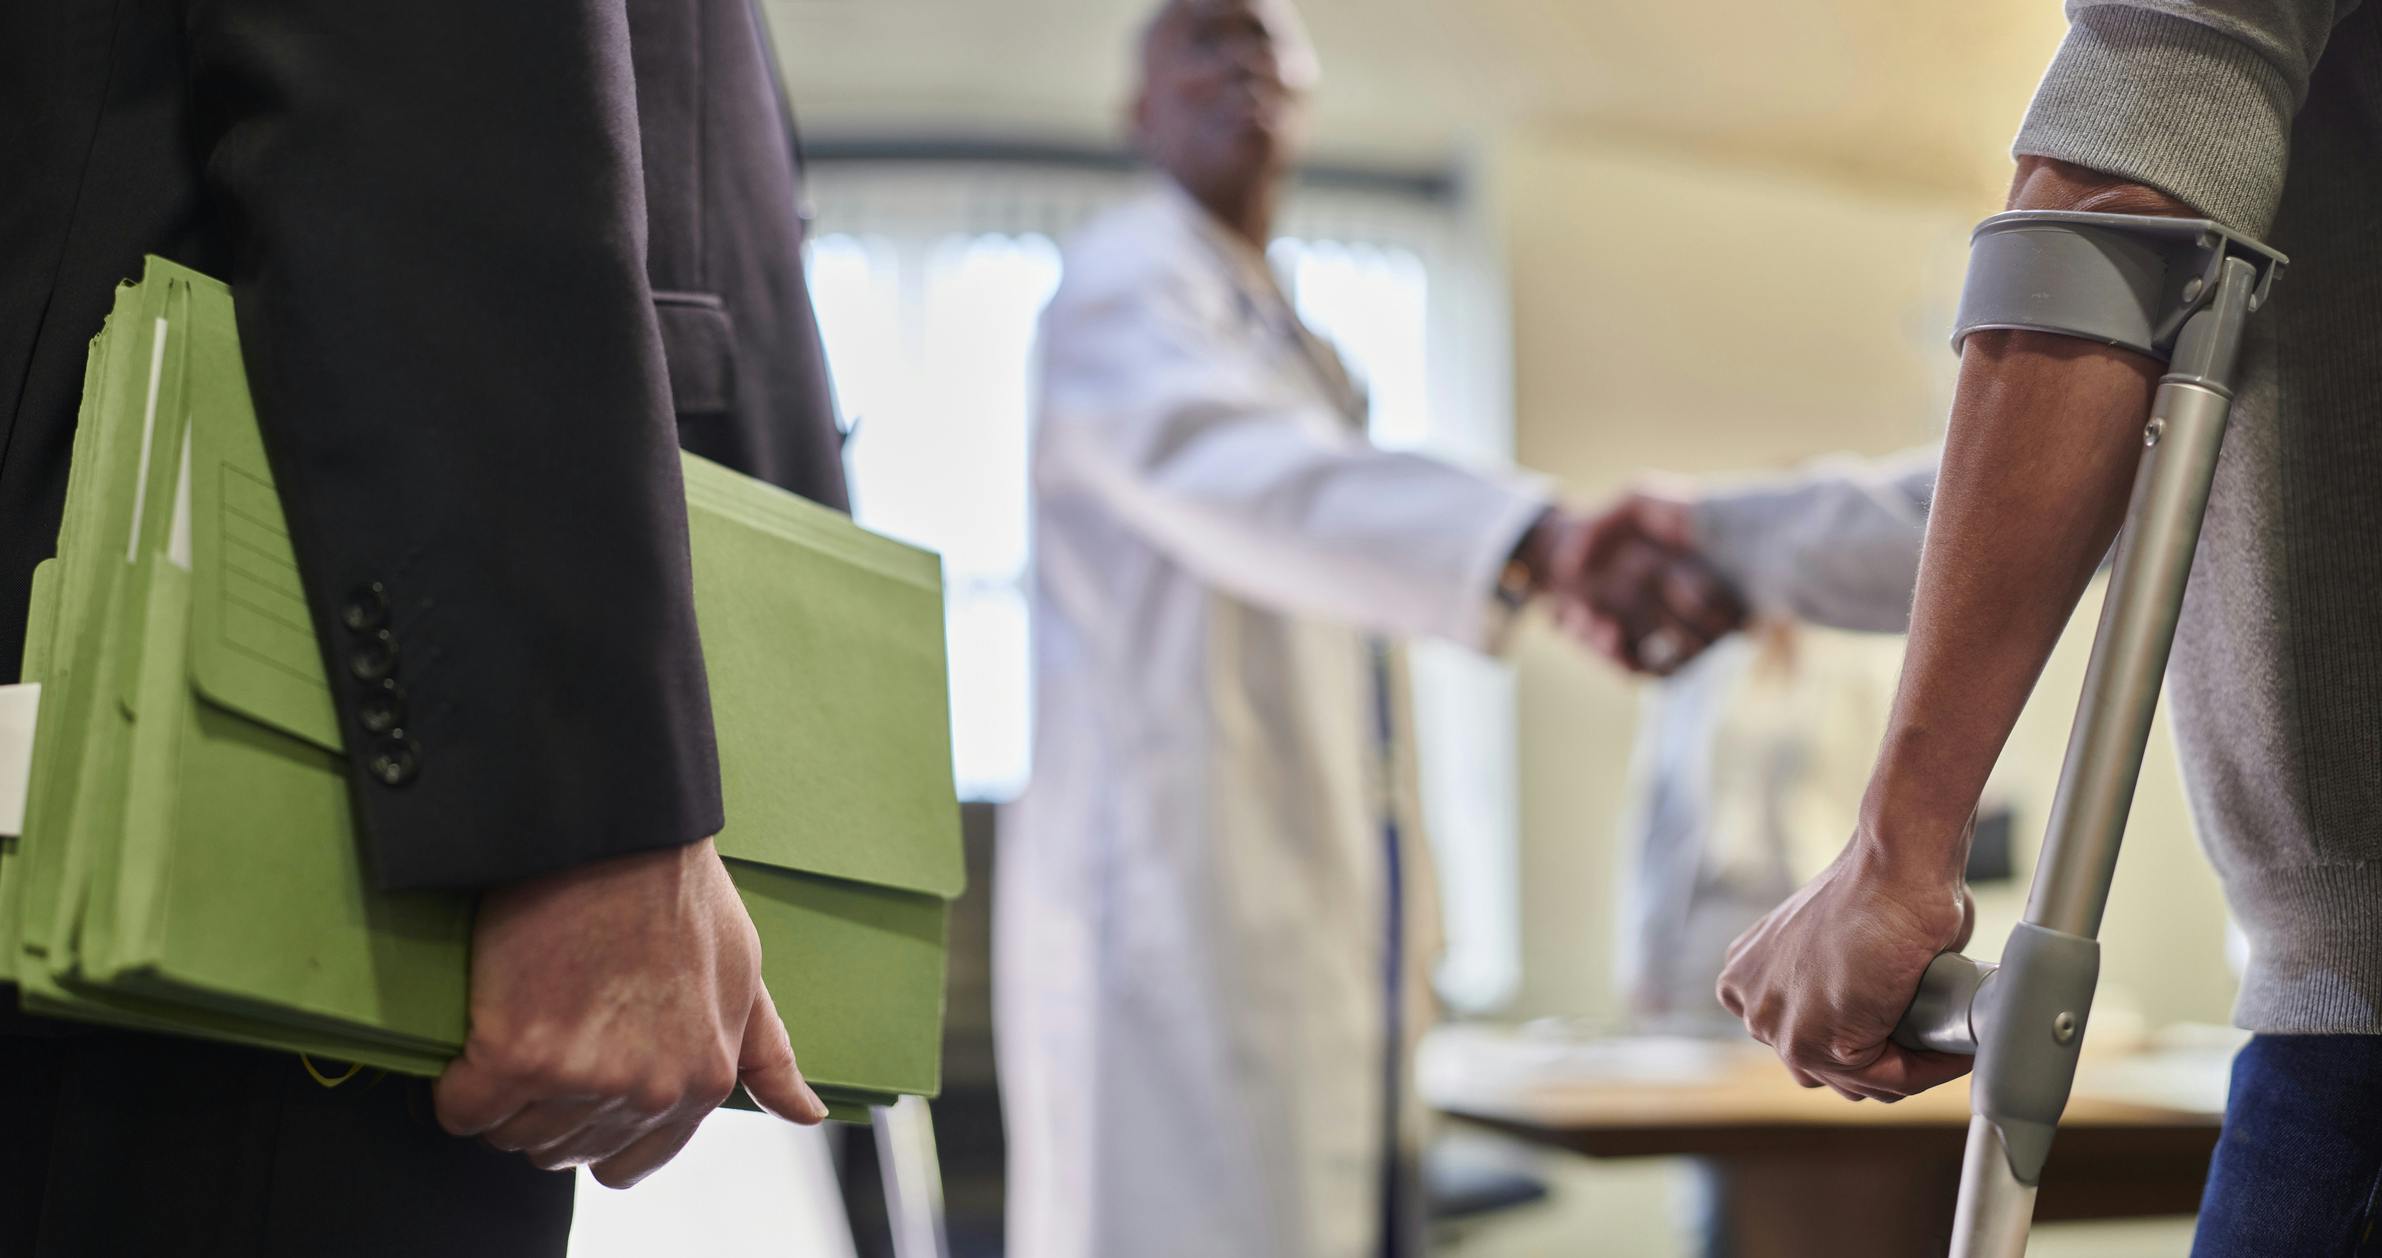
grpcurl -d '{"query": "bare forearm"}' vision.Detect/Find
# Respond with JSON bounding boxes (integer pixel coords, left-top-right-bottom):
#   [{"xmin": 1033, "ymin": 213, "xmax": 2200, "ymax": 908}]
[
  {"xmin": 1859, "ymin": 159, "xmax": 2194, "ymax": 876},
  {"xmin": 1864, "ymin": 336, "xmax": 2153, "ymax": 863}
]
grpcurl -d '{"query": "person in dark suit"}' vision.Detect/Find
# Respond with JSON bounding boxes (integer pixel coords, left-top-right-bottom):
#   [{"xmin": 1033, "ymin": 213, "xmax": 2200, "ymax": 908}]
[{"xmin": 0, "ymin": 0, "xmax": 847, "ymax": 1252}]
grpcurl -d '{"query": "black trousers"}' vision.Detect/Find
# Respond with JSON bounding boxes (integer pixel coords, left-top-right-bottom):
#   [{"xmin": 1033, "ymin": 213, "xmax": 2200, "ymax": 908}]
[{"xmin": 1, "ymin": 1007, "xmax": 572, "ymax": 1258}]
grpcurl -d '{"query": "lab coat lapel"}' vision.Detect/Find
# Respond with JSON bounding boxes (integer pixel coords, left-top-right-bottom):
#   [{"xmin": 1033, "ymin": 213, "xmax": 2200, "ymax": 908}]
[{"xmin": 1168, "ymin": 185, "xmax": 1371, "ymax": 428}]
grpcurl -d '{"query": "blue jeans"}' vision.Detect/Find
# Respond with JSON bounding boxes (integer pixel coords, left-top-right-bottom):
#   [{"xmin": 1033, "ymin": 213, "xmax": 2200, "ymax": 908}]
[{"xmin": 2195, "ymin": 1034, "xmax": 2382, "ymax": 1256}]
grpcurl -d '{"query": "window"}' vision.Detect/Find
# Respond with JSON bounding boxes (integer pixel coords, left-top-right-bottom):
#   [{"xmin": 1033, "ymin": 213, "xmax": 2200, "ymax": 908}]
[
  {"xmin": 805, "ymin": 161, "xmax": 1520, "ymax": 1011},
  {"xmin": 809, "ymin": 232, "xmax": 1057, "ymax": 801}
]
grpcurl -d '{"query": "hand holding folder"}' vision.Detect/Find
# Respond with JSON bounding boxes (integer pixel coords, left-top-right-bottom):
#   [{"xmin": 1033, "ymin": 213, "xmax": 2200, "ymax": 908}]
[
  {"xmin": 0, "ymin": 259, "xmax": 964, "ymax": 1124},
  {"xmin": 439, "ymin": 833, "xmax": 831, "ymax": 1184}
]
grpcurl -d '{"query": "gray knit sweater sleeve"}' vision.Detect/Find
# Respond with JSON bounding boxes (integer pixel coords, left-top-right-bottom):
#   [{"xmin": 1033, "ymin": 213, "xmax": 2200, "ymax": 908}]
[
  {"xmin": 1690, "ymin": 447, "xmax": 1940, "ymax": 634},
  {"xmin": 2015, "ymin": 0, "xmax": 2363, "ymax": 233}
]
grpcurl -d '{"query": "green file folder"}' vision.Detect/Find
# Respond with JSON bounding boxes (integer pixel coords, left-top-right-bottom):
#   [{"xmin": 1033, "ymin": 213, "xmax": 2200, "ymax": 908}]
[{"xmin": 0, "ymin": 258, "xmax": 963, "ymax": 1120}]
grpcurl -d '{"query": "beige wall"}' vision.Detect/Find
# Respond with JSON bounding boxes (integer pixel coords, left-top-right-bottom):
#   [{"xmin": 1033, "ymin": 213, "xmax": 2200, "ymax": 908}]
[{"xmin": 1479, "ymin": 132, "xmax": 2239, "ymax": 1032}]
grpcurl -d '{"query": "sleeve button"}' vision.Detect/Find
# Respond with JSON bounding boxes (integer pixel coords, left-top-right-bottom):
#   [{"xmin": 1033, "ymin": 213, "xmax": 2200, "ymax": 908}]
[
  {"xmin": 341, "ymin": 583, "xmax": 390, "ymax": 633},
  {"xmin": 358, "ymin": 683, "xmax": 407, "ymax": 736},
  {"xmin": 367, "ymin": 737, "xmax": 419, "ymax": 787},
  {"xmin": 348, "ymin": 630, "xmax": 399, "ymax": 683}
]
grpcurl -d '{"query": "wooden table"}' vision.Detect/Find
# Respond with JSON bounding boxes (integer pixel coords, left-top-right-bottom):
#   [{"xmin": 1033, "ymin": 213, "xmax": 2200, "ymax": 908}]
[{"xmin": 1419, "ymin": 1028, "xmax": 2224, "ymax": 1258}]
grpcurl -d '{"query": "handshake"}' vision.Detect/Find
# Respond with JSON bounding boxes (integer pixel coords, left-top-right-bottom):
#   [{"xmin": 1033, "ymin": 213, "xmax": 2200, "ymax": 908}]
[{"xmin": 1520, "ymin": 487, "xmax": 1750, "ymax": 674}]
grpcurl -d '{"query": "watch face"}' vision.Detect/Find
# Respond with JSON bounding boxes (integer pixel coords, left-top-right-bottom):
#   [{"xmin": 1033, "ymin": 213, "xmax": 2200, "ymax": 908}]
[{"xmin": 1496, "ymin": 559, "xmax": 1534, "ymax": 610}]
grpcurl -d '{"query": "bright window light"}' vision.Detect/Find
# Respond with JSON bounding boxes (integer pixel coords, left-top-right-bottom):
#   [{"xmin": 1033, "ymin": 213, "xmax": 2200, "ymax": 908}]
[{"xmin": 809, "ymin": 231, "xmax": 1058, "ymax": 801}]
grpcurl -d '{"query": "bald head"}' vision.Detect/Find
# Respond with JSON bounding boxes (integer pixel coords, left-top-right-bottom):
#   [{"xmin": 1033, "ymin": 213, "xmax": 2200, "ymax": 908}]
[
  {"xmin": 1133, "ymin": 0, "xmax": 1317, "ymax": 243},
  {"xmin": 1138, "ymin": 0, "xmax": 1318, "ymax": 88}
]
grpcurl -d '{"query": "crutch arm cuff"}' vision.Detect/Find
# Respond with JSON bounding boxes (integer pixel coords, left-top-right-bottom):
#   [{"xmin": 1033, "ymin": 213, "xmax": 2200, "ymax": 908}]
[{"xmin": 1953, "ymin": 210, "xmax": 2285, "ymax": 365}]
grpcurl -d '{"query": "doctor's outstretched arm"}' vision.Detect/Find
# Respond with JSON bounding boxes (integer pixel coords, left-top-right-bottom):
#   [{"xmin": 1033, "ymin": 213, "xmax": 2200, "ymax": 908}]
[{"xmin": 1037, "ymin": 273, "xmax": 1736, "ymax": 655}]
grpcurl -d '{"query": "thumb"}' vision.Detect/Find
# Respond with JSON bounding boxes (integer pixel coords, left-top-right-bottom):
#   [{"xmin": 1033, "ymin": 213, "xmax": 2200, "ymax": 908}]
[
  {"xmin": 432, "ymin": 1054, "xmax": 522, "ymax": 1138},
  {"xmin": 1614, "ymin": 486, "xmax": 1701, "ymax": 551},
  {"xmin": 739, "ymin": 985, "xmax": 828, "ymax": 1125}
]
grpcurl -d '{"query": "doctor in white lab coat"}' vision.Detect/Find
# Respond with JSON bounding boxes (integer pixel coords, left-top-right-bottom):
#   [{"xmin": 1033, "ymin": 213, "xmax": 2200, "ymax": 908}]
[{"xmin": 993, "ymin": 4, "xmax": 1743, "ymax": 1255}]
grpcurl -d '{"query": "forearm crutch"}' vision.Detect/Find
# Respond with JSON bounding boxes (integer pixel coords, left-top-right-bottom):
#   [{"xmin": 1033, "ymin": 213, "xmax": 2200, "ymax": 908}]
[{"xmin": 1890, "ymin": 210, "xmax": 2285, "ymax": 1258}]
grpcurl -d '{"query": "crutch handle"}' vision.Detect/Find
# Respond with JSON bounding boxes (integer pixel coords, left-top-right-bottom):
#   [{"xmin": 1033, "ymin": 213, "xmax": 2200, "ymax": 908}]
[{"xmin": 1894, "ymin": 952, "xmax": 1997, "ymax": 1055}]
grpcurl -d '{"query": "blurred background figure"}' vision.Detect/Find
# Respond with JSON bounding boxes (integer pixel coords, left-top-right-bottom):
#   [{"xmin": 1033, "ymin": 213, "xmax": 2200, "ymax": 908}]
[
  {"xmin": 994, "ymin": 4, "xmax": 1734, "ymax": 1257},
  {"xmin": 1617, "ymin": 624, "xmax": 1887, "ymax": 1038}
]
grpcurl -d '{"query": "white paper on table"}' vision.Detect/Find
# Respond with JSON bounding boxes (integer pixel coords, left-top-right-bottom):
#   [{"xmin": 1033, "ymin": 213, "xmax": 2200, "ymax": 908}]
[{"xmin": 1416, "ymin": 1023, "xmax": 1748, "ymax": 1106}]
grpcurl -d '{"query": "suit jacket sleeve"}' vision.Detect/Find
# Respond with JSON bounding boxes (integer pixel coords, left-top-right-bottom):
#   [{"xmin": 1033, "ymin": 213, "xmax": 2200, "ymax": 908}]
[{"xmin": 186, "ymin": 0, "xmax": 723, "ymax": 890}]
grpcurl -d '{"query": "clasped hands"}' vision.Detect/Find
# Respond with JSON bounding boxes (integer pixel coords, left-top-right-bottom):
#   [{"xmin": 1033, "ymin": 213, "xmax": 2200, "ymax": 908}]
[{"xmin": 1526, "ymin": 487, "xmax": 1745, "ymax": 675}]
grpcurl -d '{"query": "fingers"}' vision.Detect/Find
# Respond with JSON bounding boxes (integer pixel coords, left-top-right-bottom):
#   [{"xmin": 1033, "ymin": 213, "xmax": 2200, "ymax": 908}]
[
  {"xmin": 1632, "ymin": 613, "xmax": 1720, "ymax": 677},
  {"xmin": 1655, "ymin": 559, "xmax": 1744, "ymax": 644},
  {"xmin": 434, "ymin": 1056, "xmax": 528, "ymax": 1138},
  {"xmin": 1620, "ymin": 490, "xmax": 1700, "ymax": 551},
  {"xmin": 1632, "ymin": 622, "xmax": 1692, "ymax": 676},
  {"xmin": 445, "ymin": 842, "xmax": 813, "ymax": 1183},
  {"xmin": 1638, "ymin": 547, "xmax": 1745, "ymax": 673},
  {"xmin": 1836, "ymin": 1046, "xmax": 1976, "ymax": 1098},
  {"xmin": 1534, "ymin": 495, "xmax": 1730, "ymax": 676},
  {"xmin": 1767, "ymin": 1041, "xmax": 1973, "ymax": 1103},
  {"xmin": 737, "ymin": 987, "xmax": 828, "ymax": 1125},
  {"xmin": 590, "ymin": 1120, "xmax": 705, "ymax": 1190},
  {"xmin": 1718, "ymin": 850, "xmax": 1981, "ymax": 1111},
  {"xmin": 482, "ymin": 1097, "xmax": 613, "ymax": 1155},
  {"xmin": 437, "ymin": 1029, "xmax": 741, "ymax": 1173},
  {"xmin": 463, "ymin": 1067, "xmax": 724, "ymax": 1173},
  {"xmin": 1580, "ymin": 543, "xmax": 1677, "ymax": 673},
  {"xmin": 1549, "ymin": 528, "xmax": 1742, "ymax": 675},
  {"xmin": 1566, "ymin": 498, "xmax": 1644, "ymax": 571},
  {"xmin": 521, "ymin": 1113, "xmax": 650, "ymax": 1173}
]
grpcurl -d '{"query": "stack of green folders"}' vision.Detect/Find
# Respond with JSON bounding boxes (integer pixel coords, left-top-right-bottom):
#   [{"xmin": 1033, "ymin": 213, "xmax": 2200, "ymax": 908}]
[{"xmin": 0, "ymin": 257, "xmax": 963, "ymax": 1120}]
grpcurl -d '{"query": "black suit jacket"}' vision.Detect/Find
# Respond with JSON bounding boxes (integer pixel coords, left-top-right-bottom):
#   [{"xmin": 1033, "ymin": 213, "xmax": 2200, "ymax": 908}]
[{"xmin": 0, "ymin": 0, "xmax": 848, "ymax": 890}]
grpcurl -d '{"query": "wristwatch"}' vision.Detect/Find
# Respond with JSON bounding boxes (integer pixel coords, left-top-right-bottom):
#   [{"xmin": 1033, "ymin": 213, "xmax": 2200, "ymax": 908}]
[{"xmin": 1495, "ymin": 510, "xmax": 1557, "ymax": 611}]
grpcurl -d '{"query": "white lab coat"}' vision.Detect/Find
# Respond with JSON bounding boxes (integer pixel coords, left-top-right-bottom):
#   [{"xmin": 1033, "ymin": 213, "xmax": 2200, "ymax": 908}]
[{"xmin": 995, "ymin": 183, "xmax": 1547, "ymax": 1258}]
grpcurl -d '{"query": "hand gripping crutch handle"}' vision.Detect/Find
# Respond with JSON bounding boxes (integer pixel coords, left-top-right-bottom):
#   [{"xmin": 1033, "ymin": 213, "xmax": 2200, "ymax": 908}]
[
  {"xmin": 1895, "ymin": 953, "xmax": 1996, "ymax": 1056},
  {"xmin": 1880, "ymin": 211, "xmax": 2283, "ymax": 1256}
]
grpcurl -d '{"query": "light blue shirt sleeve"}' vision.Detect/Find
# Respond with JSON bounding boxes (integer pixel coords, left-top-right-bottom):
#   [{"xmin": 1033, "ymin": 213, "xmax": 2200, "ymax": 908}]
[{"xmin": 1691, "ymin": 447, "xmax": 1939, "ymax": 634}]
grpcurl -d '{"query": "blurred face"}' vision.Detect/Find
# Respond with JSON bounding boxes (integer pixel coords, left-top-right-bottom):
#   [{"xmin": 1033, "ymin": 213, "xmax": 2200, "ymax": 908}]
[{"xmin": 1136, "ymin": 0, "xmax": 1315, "ymax": 210}]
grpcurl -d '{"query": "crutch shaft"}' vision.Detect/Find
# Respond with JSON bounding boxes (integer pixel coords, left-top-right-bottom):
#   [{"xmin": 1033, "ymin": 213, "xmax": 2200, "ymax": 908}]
[{"xmin": 2024, "ymin": 377, "xmax": 2229, "ymax": 940}]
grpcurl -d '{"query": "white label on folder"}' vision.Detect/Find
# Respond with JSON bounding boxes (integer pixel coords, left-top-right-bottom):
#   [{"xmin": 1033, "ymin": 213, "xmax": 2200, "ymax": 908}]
[
  {"xmin": 126, "ymin": 317, "xmax": 168, "ymax": 563},
  {"xmin": 167, "ymin": 428, "xmax": 194, "ymax": 571},
  {"xmin": 0, "ymin": 683, "xmax": 38, "ymax": 839}
]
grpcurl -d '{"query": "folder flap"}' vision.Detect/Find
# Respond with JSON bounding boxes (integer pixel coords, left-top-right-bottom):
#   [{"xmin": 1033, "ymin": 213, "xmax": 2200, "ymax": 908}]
[
  {"xmin": 22, "ymin": 559, "xmax": 62, "ymax": 685},
  {"xmin": 179, "ymin": 275, "xmax": 345, "ymax": 756},
  {"xmin": 685, "ymin": 455, "xmax": 966, "ymax": 902}
]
